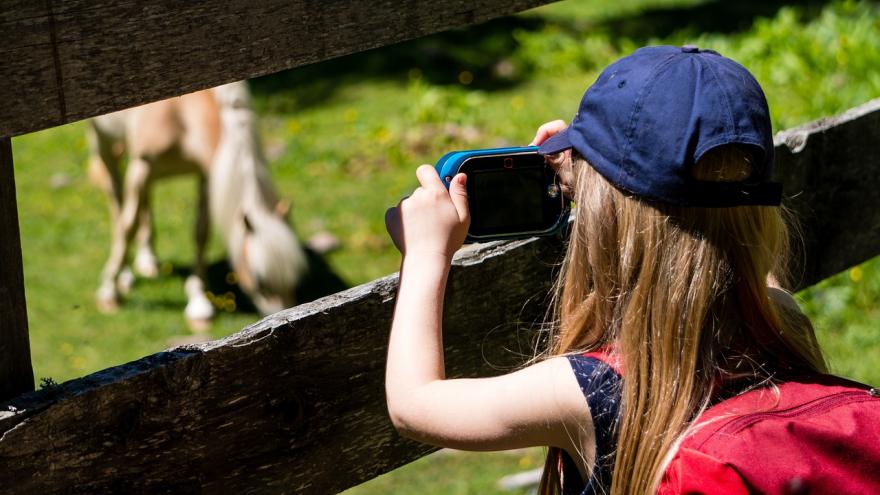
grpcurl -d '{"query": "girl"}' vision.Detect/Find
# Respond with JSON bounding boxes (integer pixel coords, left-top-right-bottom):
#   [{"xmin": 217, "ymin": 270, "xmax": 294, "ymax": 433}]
[{"xmin": 384, "ymin": 45, "xmax": 871, "ymax": 494}]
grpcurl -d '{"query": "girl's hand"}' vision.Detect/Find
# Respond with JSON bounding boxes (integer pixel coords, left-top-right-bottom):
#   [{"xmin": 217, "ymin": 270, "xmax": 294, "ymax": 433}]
[
  {"xmin": 385, "ymin": 165, "xmax": 470, "ymax": 261},
  {"xmin": 529, "ymin": 119, "xmax": 568, "ymax": 146}
]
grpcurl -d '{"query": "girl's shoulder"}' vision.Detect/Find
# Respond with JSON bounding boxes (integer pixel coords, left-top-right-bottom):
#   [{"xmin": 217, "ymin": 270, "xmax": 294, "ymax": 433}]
[{"xmin": 568, "ymin": 346, "xmax": 623, "ymax": 376}]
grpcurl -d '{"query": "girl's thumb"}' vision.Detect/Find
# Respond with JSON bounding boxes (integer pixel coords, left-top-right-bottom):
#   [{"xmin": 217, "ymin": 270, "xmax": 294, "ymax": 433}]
[{"xmin": 449, "ymin": 173, "xmax": 470, "ymax": 222}]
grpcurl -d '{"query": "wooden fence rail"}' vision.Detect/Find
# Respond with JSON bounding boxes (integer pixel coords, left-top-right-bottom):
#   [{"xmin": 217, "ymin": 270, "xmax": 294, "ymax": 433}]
[
  {"xmin": 0, "ymin": 0, "xmax": 554, "ymax": 138},
  {"xmin": 774, "ymin": 98, "xmax": 880, "ymax": 286},
  {"xmin": 0, "ymin": 99, "xmax": 878, "ymax": 493}
]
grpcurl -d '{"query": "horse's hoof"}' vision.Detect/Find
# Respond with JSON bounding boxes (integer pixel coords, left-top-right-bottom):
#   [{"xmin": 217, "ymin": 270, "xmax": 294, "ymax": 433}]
[
  {"xmin": 184, "ymin": 282, "xmax": 214, "ymax": 332},
  {"xmin": 96, "ymin": 295, "xmax": 120, "ymax": 313},
  {"xmin": 187, "ymin": 317, "xmax": 212, "ymax": 333},
  {"xmin": 134, "ymin": 250, "xmax": 159, "ymax": 278},
  {"xmin": 117, "ymin": 267, "xmax": 135, "ymax": 295},
  {"xmin": 96, "ymin": 284, "xmax": 120, "ymax": 313},
  {"xmin": 97, "ymin": 299, "xmax": 119, "ymax": 313}
]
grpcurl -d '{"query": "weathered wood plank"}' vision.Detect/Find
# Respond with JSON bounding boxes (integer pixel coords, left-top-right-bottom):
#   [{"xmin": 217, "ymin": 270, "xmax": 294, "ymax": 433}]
[
  {"xmin": 0, "ymin": 237, "xmax": 564, "ymax": 494},
  {"xmin": 0, "ymin": 138, "xmax": 34, "ymax": 401},
  {"xmin": 0, "ymin": 7, "xmax": 60, "ymax": 137},
  {"xmin": 0, "ymin": 102, "xmax": 878, "ymax": 493},
  {"xmin": 0, "ymin": 0, "xmax": 557, "ymax": 138},
  {"xmin": 774, "ymin": 98, "xmax": 880, "ymax": 290}
]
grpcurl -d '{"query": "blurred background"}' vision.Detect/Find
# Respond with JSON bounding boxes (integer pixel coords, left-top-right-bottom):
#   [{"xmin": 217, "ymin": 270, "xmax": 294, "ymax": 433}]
[{"xmin": 11, "ymin": 0, "xmax": 879, "ymax": 492}]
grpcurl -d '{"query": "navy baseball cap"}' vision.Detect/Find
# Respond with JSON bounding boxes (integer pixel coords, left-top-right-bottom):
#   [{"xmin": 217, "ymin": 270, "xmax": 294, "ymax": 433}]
[{"xmin": 539, "ymin": 45, "xmax": 782, "ymax": 207}]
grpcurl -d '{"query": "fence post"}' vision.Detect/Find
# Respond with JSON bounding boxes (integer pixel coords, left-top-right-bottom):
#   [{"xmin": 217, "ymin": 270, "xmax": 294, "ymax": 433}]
[{"xmin": 0, "ymin": 137, "xmax": 34, "ymax": 401}]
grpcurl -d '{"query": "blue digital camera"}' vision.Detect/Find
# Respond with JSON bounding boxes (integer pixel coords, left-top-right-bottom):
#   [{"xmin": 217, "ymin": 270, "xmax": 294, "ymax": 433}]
[{"xmin": 435, "ymin": 146, "xmax": 570, "ymax": 242}]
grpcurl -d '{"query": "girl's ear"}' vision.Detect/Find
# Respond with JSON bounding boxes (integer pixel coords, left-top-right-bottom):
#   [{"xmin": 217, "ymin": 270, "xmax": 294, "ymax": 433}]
[{"xmin": 545, "ymin": 150, "xmax": 576, "ymax": 199}]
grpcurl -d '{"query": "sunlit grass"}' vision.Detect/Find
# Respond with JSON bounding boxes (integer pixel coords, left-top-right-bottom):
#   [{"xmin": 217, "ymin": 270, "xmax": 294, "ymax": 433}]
[{"xmin": 342, "ymin": 448, "xmax": 546, "ymax": 495}]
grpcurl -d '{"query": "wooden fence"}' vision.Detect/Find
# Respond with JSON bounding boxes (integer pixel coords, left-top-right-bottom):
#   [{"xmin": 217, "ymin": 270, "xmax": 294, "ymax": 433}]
[
  {"xmin": 1, "ymin": 1, "xmax": 880, "ymax": 493},
  {"xmin": 0, "ymin": 0, "xmax": 557, "ymax": 401}
]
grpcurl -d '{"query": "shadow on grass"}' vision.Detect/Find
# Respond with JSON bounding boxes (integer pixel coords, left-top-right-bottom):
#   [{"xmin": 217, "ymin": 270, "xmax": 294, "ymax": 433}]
[
  {"xmin": 251, "ymin": 0, "xmax": 832, "ymax": 111},
  {"xmin": 598, "ymin": 0, "xmax": 832, "ymax": 40},
  {"xmin": 161, "ymin": 247, "xmax": 349, "ymax": 315}
]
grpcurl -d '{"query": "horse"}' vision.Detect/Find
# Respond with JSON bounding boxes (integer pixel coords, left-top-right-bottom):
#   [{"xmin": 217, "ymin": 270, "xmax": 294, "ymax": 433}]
[{"xmin": 87, "ymin": 81, "xmax": 309, "ymax": 329}]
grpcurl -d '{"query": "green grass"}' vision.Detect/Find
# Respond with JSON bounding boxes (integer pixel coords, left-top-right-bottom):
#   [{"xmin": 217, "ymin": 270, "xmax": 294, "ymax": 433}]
[
  {"xmin": 14, "ymin": 123, "xmax": 256, "ymax": 381},
  {"xmin": 342, "ymin": 449, "xmax": 546, "ymax": 495},
  {"xmin": 9, "ymin": 0, "xmax": 880, "ymax": 492}
]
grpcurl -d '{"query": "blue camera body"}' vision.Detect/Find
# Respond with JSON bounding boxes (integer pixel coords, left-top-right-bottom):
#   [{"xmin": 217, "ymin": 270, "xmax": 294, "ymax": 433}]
[
  {"xmin": 434, "ymin": 146, "xmax": 569, "ymax": 243},
  {"xmin": 435, "ymin": 146, "xmax": 540, "ymax": 186}
]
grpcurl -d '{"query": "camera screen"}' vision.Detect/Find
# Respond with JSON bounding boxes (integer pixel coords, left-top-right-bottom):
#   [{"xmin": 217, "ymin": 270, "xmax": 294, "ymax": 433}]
[
  {"xmin": 470, "ymin": 167, "xmax": 545, "ymax": 234},
  {"xmin": 460, "ymin": 151, "xmax": 565, "ymax": 239}
]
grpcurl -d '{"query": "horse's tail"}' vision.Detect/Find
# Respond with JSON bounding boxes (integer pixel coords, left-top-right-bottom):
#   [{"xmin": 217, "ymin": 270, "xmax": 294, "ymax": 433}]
[{"xmin": 209, "ymin": 81, "xmax": 308, "ymax": 314}]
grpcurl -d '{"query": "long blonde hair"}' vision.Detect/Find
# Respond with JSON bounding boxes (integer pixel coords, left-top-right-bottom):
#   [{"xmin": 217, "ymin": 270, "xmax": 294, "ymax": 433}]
[{"xmin": 538, "ymin": 146, "xmax": 826, "ymax": 495}]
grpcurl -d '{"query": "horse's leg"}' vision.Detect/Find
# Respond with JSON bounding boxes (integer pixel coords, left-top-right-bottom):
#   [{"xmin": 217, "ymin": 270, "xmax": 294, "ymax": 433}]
[
  {"xmin": 184, "ymin": 175, "xmax": 213, "ymax": 330},
  {"xmin": 86, "ymin": 125, "xmax": 123, "ymax": 223},
  {"xmin": 97, "ymin": 156, "xmax": 151, "ymax": 312},
  {"xmin": 116, "ymin": 192, "xmax": 158, "ymax": 296},
  {"xmin": 88, "ymin": 125, "xmax": 127, "ymax": 312},
  {"xmin": 133, "ymin": 192, "xmax": 159, "ymax": 278}
]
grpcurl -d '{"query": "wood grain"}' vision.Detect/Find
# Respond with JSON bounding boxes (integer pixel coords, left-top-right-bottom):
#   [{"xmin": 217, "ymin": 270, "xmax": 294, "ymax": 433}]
[
  {"xmin": 0, "ymin": 138, "xmax": 34, "ymax": 401},
  {"xmin": 0, "ymin": 0, "xmax": 557, "ymax": 138},
  {"xmin": 774, "ymin": 98, "xmax": 880, "ymax": 290}
]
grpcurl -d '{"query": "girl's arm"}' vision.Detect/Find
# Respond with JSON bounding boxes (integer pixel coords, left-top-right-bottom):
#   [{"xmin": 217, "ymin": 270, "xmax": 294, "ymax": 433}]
[{"xmin": 384, "ymin": 165, "xmax": 592, "ymax": 454}]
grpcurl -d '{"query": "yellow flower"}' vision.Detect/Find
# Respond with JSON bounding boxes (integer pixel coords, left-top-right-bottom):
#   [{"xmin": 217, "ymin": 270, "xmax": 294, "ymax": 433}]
[
  {"xmin": 510, "ymin": 96, "xmax": 525, "ymax": 110},
  {"xmin": 849, "ymin": 266, "xmax": 863, "ymax": 282}
]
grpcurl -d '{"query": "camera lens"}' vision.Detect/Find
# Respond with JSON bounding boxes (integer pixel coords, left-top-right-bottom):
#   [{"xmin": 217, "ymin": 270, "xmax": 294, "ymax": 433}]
[{"xmin": 503, "ymin": 157, "xmax": 514, "ymax": 169}]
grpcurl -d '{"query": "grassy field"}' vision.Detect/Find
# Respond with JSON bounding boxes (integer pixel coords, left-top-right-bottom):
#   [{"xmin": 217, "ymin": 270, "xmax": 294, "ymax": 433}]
[{"xmin": 9, "ymin": 0, "xmax": 880, "ymax": 493}]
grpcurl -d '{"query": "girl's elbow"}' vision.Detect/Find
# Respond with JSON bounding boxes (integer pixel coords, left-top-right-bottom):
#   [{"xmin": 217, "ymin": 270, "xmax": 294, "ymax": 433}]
[
  {"xmin": 385, "ymin": 393, "xmax": 431, "ymax": 441},
  {"xmin": 386, "ymin": 397, "xmax": 415, "ymax": 436},
  {"xmin": 388, "ymin": 412, "xmax": 417, "ymax": 440}
]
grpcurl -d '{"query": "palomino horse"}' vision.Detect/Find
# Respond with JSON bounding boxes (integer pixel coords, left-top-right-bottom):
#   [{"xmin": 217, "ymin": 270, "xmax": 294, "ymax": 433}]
[{"xmin": 87, "ymin": 81, "xmax": 308, "ymax": 328}]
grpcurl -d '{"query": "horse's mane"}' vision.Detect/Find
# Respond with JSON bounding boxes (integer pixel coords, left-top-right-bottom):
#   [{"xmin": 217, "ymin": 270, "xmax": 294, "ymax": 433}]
[{"xmin": 209, "ymin": 82, "xmax": 307, "ymax": 314}]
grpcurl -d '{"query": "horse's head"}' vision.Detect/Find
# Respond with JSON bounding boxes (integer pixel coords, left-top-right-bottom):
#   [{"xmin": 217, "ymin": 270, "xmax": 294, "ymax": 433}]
[{"xmin": 230, "ymin": 203, "xmax": 308, "ymax": 315}]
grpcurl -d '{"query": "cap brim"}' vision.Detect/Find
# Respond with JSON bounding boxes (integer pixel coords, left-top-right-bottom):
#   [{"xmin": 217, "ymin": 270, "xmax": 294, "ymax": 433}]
[{"xmin": 537, "ymin": 127, "xmax": 573, "ymax": 155}]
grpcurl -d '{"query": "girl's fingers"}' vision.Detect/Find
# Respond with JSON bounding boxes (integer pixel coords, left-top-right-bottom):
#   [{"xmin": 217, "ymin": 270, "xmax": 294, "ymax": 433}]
[
  {"xmin": 387, "ymin": 166, "xmax": 470, "ymax": 258},
  {"xmin": 529, "ymin": 119, "xmax": 568, "ymax": 146},
  {"xmin": 415, "ymin": 164, "xmax": 445, "ymax": 190},
  {"xmin": 448, "ymin": 173, "xmax": 470, "ymax": 223}
]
